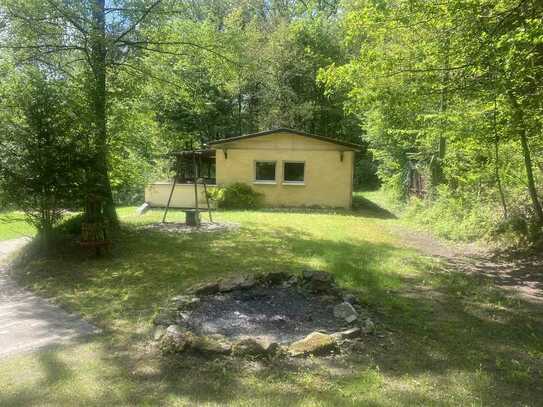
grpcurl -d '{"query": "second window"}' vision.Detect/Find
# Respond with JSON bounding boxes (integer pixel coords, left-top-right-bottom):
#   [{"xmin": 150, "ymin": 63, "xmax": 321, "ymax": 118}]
[{"xmin": 283, "ymin": 161, "xmax": 305, "ymax": 183}]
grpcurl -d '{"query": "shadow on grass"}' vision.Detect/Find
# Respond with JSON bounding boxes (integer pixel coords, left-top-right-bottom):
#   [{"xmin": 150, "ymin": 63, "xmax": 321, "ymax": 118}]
[
  {"xmin": 205, "ymin": 192, "xmax": 397, "ymax": 221},
  {"xmin": 4, "ymin": 222, "xmax": 543, "ymax": 405},
  {"xmin": 351, "ymin": 194, "xmax": 397, "ymax": 219}
]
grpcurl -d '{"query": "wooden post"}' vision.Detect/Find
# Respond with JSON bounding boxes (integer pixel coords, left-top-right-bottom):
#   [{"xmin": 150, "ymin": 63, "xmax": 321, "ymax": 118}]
[
  {"xmin": 162, "ymin": 161, "xmax": 178, "ymax": 223},
  {"xmin": 203, "ymin": 181, "xmax": 213, "ymax": 223},
  {"xmin": 192, "ymin": 152, "xmax": 200, "ymax": 226}
]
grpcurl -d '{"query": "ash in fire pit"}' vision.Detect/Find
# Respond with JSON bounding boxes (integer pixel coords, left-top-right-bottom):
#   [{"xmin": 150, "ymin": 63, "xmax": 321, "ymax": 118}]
[
  {"xmin": 189, "ymin": 286, "xmax": 344, "ymax": 343},
  {"xmin": 154, "ymin": 271, "xmax": 376, "ymax": 358}
]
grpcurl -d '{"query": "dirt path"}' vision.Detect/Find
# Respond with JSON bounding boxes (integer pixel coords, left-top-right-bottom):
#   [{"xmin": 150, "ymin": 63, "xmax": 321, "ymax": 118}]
[
  {"xmin": 0, "ymin": 238, "xmax": 100, "ymax": 359},
  {"xmin": 391, "ymin": 224, "xmax": 543, "ymax": 304}
]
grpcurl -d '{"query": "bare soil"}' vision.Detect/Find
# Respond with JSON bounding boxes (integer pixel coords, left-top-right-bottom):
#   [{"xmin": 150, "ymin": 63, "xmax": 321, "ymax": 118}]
[{"xmin": 392, "ymin": 224, "xmax": 543, "ymax": 304}]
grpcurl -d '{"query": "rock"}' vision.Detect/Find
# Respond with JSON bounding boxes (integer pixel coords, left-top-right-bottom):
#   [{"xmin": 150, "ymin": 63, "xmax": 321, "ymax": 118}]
[
  {"xmin": 362, "ymin": 318, "xmax": 375, "ymax": 333},
  {"xmin": 219, "ymin": 275, "xmax": 256, "ymax": 292},
  {"xmin": 311, "ymin": 271, "xmax": 335, "ymax": 283},
  {"xmin": 270, "ymin": 315, "xmax": 287, "ymax": 326},
  {"xmin": 175, "ymin": 311, "xmax": 192, "ymax": 326},
  {"xmin": 258, "ymin": 271, "xmax": 290, "ymax": 285},
  {"xmin": 152, "ymin": 326, "xmax": 167, "ymax": 341},
  {"xmin": 191, "ymin": 334, "xmax": 232, "ymax": 355},
  {"xmin": 171, "ymin": 295, "xmax": 200, "ymax": 309},
  {"xmin": 232, "ymin": 337, "xmax": 279, "ymax": 357},
  {"xmin": 281, "ymin": 276, "xmax": 298, "ymax": 288},
  {"xmin": 320, "ymin": 294, "xmax": 340, "ymax": 303},
  {"xmin": 331, "ymin": 327, "xmax": 362, "ymax": 341},
  {"xmin": 302, "ymin": 270, "xmax": 336, "ymax": 293},
  {"xmin": 159, "ymin": 326, "xmax": 194, "ymax": 353},
  {"xmin": 333, "ymin": 302, "xmax": 358, "ymax": 323},
  {"xmin": 288, "ymin": 332, "xmax": 338, "ymax": 357},
  {"xmin": 342, "ymin": 338, "xmax": 366, "ymax": 353},
  {"xmin": 302, "ymin": 270, "xmax": 333, "ymax": 282},
  {"xmin": 178, "ymin": 311, "xmax": 191, "ymax": 319},
  {"xmin": 188, "ymin": 282, "xmax": 220, "ymax": 295},
  {"xmin": 166, "ymin": 324, "xmax": 186, "ymax": 336},
  {"xmin": 343, "ymin": 293, "xmax": 361, "ymax": 306},
  {"xmin": 153, "ymin": 309, "xmax": 177, "ymax": 326},
  {"xmin": 301, "ymin": 269, "xmax": 316, "ymax": 280}
]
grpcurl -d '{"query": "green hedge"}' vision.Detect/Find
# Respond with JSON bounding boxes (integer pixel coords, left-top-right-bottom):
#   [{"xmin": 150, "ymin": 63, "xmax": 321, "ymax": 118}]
[{"xmin": 209, "ymin": 183, "xmax": 264, "ymax": 209}]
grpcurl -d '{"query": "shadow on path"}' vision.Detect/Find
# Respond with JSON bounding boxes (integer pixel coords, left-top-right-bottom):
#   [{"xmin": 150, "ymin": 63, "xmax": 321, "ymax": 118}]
[{"xmin": 0, "ymin": 238, "xmax": 100, "ymax": 359}]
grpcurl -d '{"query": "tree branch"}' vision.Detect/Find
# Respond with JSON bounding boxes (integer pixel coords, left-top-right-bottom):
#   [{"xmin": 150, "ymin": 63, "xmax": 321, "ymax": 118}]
[
  {"xmin": 44, "ymin": 0, "xmax": 89, "ymax": 35},
  {"xmin": 119, "ymin": 40, "xmax": 239, "ymax": 65},
  {"xmin": 113, "ymin": 0, "xmax": 162, "ymax": 44}
]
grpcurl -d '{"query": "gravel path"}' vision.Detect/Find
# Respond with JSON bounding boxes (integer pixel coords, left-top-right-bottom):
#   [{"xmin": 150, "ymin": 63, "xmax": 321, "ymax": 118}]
[{"xmin": 0, "ymin": 238, "xmax": 100, "ymax": 359}]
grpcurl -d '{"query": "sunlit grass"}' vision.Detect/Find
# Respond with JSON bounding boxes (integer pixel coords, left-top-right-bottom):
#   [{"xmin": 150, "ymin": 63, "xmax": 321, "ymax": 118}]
[
  {"xmin": 1, "ymin": 204, "xmax": 542, "ymax": 405},
  {"xmin": 0, "ymin": 211, "xmax": 36, "ymax": 241}
]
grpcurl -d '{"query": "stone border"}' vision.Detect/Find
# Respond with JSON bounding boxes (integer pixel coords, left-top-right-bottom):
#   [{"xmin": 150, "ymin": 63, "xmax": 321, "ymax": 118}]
[
  {"xmin": 152, "ymin": 271, "xmax": 377, "ymax": 359},
  {"xmin": 141, "ymin": 221, "xmax": 239, "ymax": 234}
]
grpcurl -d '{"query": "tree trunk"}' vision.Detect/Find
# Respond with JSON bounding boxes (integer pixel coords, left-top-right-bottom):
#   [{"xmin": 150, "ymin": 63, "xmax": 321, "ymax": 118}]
[
  {"xmin": 89, "ymin": 0, "xmax": 118, "ymax": 227},
  {"xmin": 431, "ymin": 37, "xmax": 449, "ymax": 189},
  {"xmin": 493, "ymin": 96, "xmax": 508, "ymax": 219},
  {"xmin": 509, "ymin": 94, "xmax": 543, "ymax": 225},
  {"xmin": 494, "ymin": 136, "xmax": 508, "ymax": 219}
]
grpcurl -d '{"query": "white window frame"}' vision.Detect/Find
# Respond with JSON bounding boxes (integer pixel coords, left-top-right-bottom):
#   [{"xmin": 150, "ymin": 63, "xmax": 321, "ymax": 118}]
[
  {"xmin": 254, "ymin": 160, "xmax": 277, "ymax": 184},
  {"xmin": 282, "ymin": 160, "xmax": 305, "ymax": 185}
]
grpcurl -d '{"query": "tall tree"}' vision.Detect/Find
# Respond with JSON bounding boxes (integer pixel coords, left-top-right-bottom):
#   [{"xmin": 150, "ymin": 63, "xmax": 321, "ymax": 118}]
[{"xmin": 0, "ymin": 0, "xmax": 229, "ymax": 227}]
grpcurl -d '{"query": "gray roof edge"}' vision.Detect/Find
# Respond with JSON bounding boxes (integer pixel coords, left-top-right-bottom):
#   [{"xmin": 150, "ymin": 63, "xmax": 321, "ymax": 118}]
[{"xmin": 207, "ymin": 128, "xmax": 362, "ymax": 150}]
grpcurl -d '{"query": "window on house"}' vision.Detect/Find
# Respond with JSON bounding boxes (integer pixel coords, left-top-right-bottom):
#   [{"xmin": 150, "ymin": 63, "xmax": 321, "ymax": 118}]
[
  {"xmin": 255, "ymin": 161, "xmax": 276, "ymax": 182},
  {"xmin": 283, "ymin": 162, "xmax": 305, "ymax": 183}
]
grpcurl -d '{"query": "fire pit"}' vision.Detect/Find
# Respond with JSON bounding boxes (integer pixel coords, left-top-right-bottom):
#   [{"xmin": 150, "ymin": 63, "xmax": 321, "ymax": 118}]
[{"xmin": 153, "ymin": 271, "xmax": 376, "ymax": 358}]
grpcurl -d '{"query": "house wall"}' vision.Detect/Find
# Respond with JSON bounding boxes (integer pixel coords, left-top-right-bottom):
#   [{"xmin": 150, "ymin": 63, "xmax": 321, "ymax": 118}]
[
  {"xmin": 214, "ymin": 132, "xmax": 355, "ymax": 208},
  {"xmin": 144, "ymin": 183, "xmax": 214, "ymax": 208}
]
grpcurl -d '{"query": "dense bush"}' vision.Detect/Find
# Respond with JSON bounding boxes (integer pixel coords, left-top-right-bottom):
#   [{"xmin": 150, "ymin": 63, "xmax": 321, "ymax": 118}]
[
  {"xmin": 385, "ymin": 185, "xmax": 542, "ymax": 246},
  {"xmin": 54, "ymin": 214, "xmax": 85, "ymax": 236},
  {"xmin": 0, "ymin": 71, "xmax": 86, "ymax": 247},
  {"xmin": 403, "ymin": 191, "xmax": 498, "ymax": 241},
  {"xmin": 353, "ymin": 155, "xmax": 381, "ymax": 191},
  {"xmin": 209, "ymin": 183, "xmax": 264, "ymax": 209}
]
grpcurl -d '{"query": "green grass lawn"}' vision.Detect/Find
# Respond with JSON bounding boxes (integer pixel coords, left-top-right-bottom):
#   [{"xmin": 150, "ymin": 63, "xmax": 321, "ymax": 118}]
[
  {"xmin": 0, "ymin": 211, "xmax": 36, "ymax": 241},
  {"xmin": 1, "ymin": 200, "xmax": 542, "ymax": 406}
]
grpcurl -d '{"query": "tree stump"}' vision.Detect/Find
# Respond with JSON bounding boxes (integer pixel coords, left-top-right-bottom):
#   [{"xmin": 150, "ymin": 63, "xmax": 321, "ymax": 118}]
[{"xmin": 185, "ymin": 210, "xmax": 200, "ymax": 227}]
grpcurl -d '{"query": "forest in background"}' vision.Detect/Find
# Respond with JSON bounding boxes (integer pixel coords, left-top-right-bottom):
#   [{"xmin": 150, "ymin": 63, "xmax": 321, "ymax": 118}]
[{"xmin": 0, "ymin": 0, "xmax": 542, "ymax": 246}]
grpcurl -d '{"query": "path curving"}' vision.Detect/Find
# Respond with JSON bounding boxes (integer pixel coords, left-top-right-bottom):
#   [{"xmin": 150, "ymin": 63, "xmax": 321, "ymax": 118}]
[
  {"xmin": 391, "ymin": 225, "xmax": 543, "ymax": 305},
  {"xmin": 0, "ymin": 238, "xmax": 100, "ymax": 359}
]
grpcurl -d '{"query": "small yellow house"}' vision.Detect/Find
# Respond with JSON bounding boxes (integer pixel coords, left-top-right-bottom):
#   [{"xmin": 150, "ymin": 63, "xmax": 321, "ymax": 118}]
[{"xmin": 145, "ymin": 129, "xmax": 360, "ymax": 209}]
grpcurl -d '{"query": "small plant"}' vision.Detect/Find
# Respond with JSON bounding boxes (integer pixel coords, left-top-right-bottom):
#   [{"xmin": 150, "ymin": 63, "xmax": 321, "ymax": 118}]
[
  {"xmin": 209, "ymin": 183, "xmax": 264, "ymax": 209},
  {"xmin": 54, "ymin": 214, "xmax": 85, "ymax": 236}
]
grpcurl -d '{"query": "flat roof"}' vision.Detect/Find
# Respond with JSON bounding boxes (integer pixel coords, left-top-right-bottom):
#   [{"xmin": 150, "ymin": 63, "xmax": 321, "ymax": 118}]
[{"xmin": 208, "ymin": 128, "xmax": 362, "ymax": 150}]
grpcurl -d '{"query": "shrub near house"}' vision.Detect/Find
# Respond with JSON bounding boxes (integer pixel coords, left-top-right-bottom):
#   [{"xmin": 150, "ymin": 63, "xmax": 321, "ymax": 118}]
[{"xmin": 210, "ymin": 183, "xmax": 264, "ymax": 209}]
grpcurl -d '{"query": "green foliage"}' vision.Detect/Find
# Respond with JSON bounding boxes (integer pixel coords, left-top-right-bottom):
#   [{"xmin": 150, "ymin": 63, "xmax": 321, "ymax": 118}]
[
  {"xmin": 53, "ymin": 214, "xmax": 85, "ymax": 237},
  {"xmin": 403, "ymin": 188, "xmax": 499, "ymax": 241},
  {"xmin": 209, "ymin": 183, "xmax": 264, "ymax": 209},
  {"xmin": 0, "ymin": 70, "xmax": 86, "ymax": 243},
  {"xmin": 141, "ymin": 3, "xmax": 362, "ymax": 145},
  {"xmin": 321, "ymin": 0, "xmax": 543, "ymax": 244},
  {"xmin": 354, "ymin": 153, "xmax": 381, "ymax": 191}
]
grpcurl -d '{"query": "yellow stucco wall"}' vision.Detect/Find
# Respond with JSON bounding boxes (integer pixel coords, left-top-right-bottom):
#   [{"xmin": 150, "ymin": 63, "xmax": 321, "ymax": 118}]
[
  {"xmin": 213, "ymin": 132, "xmax": 355, "ymax": 208},
  {"xmin": 145, "ymin": 183, "xmax": 214, "ymax": 208}
]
